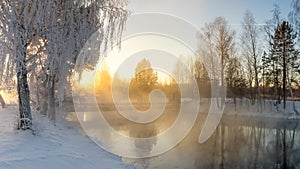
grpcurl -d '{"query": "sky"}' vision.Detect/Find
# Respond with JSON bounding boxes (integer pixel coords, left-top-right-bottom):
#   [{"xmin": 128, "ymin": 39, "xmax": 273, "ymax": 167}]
[
  {"xmin": 127, "ymin": 0, "xmax": 293, "ymax": 27},
  {"xmin": 82, "ymin": 0, "xmax": 295, "ymax": 86}
]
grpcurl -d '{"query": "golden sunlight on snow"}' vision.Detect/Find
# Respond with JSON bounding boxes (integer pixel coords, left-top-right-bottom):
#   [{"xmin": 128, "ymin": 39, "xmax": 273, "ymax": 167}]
[{"xmin": 0, "ymin": 90, "xmax": 18, "ymax": 104}]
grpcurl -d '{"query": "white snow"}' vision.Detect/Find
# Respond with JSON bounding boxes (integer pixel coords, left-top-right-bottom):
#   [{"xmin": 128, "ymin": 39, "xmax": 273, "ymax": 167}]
[
  {"xmin": 223, "ymin": 98, "xmax": 300, "ymax": 119},
  {"xmin": 180, "ymin": 98, "xmax": 193, "ymax": 102},
  {"xmin": 0, "ymin": 106, "xmax": 130, "ymax": 169}
]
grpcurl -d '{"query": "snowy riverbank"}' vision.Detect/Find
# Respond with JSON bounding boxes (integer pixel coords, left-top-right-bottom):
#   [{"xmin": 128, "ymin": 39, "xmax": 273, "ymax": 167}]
[
  {"xmin": 0, "ymin": 106, "xmax": 131, "ymax": 169},
  {"xmin": 222, "ymin": 99, "xmax": 300, "ymax": 120}
]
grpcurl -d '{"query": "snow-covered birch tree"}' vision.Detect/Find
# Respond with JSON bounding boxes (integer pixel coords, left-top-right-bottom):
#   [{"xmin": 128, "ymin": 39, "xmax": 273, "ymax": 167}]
[
  {"xmin": 32, "ymin": 0, "xmax": 129, "ymax": 122},
  {"xmin": 0, "ymin": 0, "xmax": 129, "ymax": 129},
  {"xmin": 0, "ymin": 0, "xmax": 45, "ymax": 130}
]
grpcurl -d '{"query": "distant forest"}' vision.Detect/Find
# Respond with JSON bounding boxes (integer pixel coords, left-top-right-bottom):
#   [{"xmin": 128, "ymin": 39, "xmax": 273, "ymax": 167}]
[{"xmin": 96, "ymin": 4, "xmax": 300, "ymax": 111}]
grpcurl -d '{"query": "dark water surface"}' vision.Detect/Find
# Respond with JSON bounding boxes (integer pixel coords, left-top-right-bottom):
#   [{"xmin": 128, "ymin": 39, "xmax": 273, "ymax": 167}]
[
  {"xmin": 72, "ymin": 102, "xmax": 300, "ymax": 169},
  {"xmin": 121, "ymin": 113, "xmax": 300, "ymax": 169}
]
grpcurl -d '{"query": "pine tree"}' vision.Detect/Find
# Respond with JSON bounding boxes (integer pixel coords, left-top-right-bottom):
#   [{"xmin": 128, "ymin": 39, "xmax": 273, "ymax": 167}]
[
  {"xmin": 266, "ymin": 21, "xmax": 299, "ymax": 109},
  {"xmin": 130, "ymin": 58, "xmax": 158, "ymax": 102},
  {"xmin": 133, "ymin": 59, "xmax": 158, "ymax": 91},
  {"xmin": 226, "ymin": 57, "xmax": 247, "ymax": 96}
]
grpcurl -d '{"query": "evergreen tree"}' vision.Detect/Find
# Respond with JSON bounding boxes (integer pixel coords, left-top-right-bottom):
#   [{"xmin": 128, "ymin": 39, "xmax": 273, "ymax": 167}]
[
  {"xmin": 226, "ymin": 57, "xmax": 247, "ymax": 99},
  {"xmin": 130, "ymin": 58, "xmax": 158, "ymax": 102},
  {"xmin": 133, "ymin": 59, "xmax": 158, "ymax": 91},
  {"xmin": 265, "ymin": 21, "xmax": 299, "ymax": 109}
]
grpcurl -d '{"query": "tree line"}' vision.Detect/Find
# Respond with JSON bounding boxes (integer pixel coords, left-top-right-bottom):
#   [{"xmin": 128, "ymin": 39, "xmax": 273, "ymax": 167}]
[
  {"xmin": 190, "ymin": 4, "xmax": 300, "ymax": 112},
  {"xmin": 87, "ymin": 3, "xmax": 300, "ymax": 114},
  {"xmin": 95, "ymin": 58, "xmax": 181, "ymax": 108}
]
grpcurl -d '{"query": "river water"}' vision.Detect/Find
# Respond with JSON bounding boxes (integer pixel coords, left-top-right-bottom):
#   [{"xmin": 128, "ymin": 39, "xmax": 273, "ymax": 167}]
[
  {"xmin": 122, "ymin": 114, "xmax": 300, "ymax": 169},
  {"xmin": 71, "ymin": 102, "xmax": 300, "ymax": 169}
]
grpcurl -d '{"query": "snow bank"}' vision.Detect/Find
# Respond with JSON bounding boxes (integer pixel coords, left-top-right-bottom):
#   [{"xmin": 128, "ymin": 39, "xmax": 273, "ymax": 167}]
[
  {"xmin": 0, "ymin": 106, "xmax": 131, "ymax": 169},
  {"xmin": 224, "ymin": 98, "xmax": 300, "ymax": 119}
]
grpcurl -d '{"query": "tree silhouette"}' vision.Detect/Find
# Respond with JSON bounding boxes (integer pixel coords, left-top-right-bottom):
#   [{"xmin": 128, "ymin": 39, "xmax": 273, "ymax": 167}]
[
  {"xmin": 264, "ymin": 21, "xmax": 299, "ymax": 109},
  {"xmin": 130, "ymin": 58, "xmax": 158, "ymax": 103}
]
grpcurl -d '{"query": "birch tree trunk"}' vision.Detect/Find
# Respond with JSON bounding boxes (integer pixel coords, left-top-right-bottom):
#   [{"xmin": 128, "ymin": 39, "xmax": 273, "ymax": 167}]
[
  {"xmin": 47, "ymin": 76, "xmax": 56, "ymax": 122},
  {"xmin": 16, "ymin": 22, "xmax": 32, "ymax": 130}
]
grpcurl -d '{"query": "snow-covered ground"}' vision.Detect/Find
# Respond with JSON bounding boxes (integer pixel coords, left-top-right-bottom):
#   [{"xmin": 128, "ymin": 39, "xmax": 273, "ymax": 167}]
[
  {"xmin": 0, "ymin": 106, "xmax": 131, "ymax": 169},
  {"xmin": 223, "ymin": 98, "xmax": 300, "ymax": 119}
]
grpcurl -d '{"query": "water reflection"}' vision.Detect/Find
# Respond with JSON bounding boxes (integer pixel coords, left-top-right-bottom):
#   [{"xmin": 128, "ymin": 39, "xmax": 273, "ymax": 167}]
[
  {"xmin": 74, "ymin": 101, "xmax": 300, "ymax": 168},
  {"xmin": 130, "ymin": 125, "xmax": 158, "ymax": 158},
  {"xmin": 122, "ymin": 114, "xmax": 300, "ymax": 169},
  {"xmin": 99, "ymin": 102, "xmax": 179, "ymax": 138}
]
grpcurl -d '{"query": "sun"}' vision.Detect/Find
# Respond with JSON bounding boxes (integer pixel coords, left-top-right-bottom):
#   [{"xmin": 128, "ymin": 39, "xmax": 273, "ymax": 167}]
[{"xmin": 78, "ymin": 70, "xmax": 95, "ymax": 89}]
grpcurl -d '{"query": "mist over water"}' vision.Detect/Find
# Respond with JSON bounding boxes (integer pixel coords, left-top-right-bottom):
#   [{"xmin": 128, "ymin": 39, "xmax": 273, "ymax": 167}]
[
  {"xmin": 120, "ymin": 107, "xmax": 300, "ymax": 169},
  {"xmin": 73, "ymin": 98, "xmax": 300, "ymax": 169}
]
